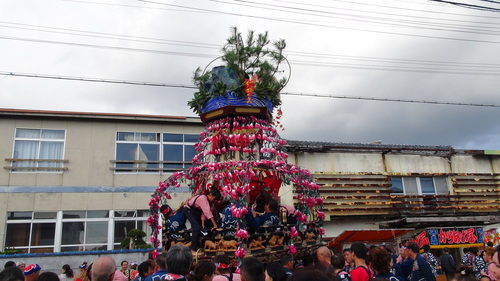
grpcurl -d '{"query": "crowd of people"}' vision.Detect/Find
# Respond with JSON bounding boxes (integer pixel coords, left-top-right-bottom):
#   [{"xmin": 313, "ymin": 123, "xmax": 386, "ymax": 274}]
[{"xmin": 2, "ymin": 243, "xmax": 500, "ymax": 281}]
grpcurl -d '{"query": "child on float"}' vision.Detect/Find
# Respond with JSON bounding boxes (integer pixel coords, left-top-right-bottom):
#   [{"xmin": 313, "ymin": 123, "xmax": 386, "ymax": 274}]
[{"xmin": 182, "ymin": 187, "xmax": 222, "ymax": 254}]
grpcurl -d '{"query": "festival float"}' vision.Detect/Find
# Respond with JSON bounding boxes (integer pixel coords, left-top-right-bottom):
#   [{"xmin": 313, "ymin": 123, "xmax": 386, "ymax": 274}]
[{"xmin": 148, "ymin": 27, "xmax": 326, "ymax": 263}]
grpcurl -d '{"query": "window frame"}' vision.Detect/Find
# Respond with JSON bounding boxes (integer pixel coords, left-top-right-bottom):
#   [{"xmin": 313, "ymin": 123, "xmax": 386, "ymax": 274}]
[
  {"xmin": 10, "ymin": 128, "xmax": 67, "ymax": 173},
  {"xmin": 114, "ymin": 131, "xmax": 198, "ymax": 174},
  {"xmin": 4, "ymin": 210, "xmax": 150, "ymax": 253}
]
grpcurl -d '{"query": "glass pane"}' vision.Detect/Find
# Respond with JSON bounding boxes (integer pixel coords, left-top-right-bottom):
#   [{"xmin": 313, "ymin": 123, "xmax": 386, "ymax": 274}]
[
  {"xmin": 117, "ymin": 132, "xmax": 134, "ymax": 141},
  {"xmin": 138, "ymin": 144, "xmax": 159, "ymax": 169},
  {"xmin": 420, "ymin": 177, "xmax": 436, "ymax": 194},
  {"xmin": 16, "ymin": 129, "xmax": 40, "ymax": 138},
  {"xmin": 139, "ymin": 133, "xmax": 158, "ymax": 142},
  {"xmin": 85, "ymin": 222, "xmax": 108, "ymax": 244},
  {"xmin": 5, "ymin": 224, "xmax": 30, "ymax": 246},
  {"xmin": 184, "ymin": 145, "xmax": 196, "ymax": 162},
  {"xmin": 41, "ymin": 129, "xmax": 65, "ymax": 139},
  {"xmin": 434, "ymin": 177, "xmax": 449, "ymax": 195},
  {"xmin": 39, "ymin": 142, "xmax": 63, "ymax": 160},
  {"xmin": 114, "ymin": 211, "xmax": 136, "ymax": 218},
  {"xmin": 7, "ymin": 212, "xmax": 32, "ymax": 220},
  {"xmin": 114, "ymin": 220, "xmax": 136, "ymax": 243},
  {"xmin": 116, "ymin": 143, "xmax": 137, "ymax": 160},
  {"xmin": 184, "ymin": 134, "xmax": 200, "ymax": 143},
  {"xmin": 137, "ymin": 221, "xmax": 149, "ymax": 236},
  {"xmin": 403, "ymin": 177, "xmax": 419, "ymax": 195},
  {"xmin": 389, "ymin": 177, "xmax": 403, "ymax": 193},
  {"xmin": 137, "ymin": 210, "xmax": 149, "ymax": 218},
  {"xmin": 87, "ymin": 211, "xmax": 109, "ymax": 218},
  {"xmin": 62, "ymin": 222, "xmax": 85, "ymax": 245},
  {"xmin": 164, "ymin": 144, "xmax": 183, "ymax": 161},
  {"xmin": 13, "ymin": 140, "xmax": 38, "ymax": 159},
  {"xmin": 163, "ymin": 133, "xmax": 183, "ymax": 142},
  {"xmin": 63, "ymin": 211, "xmax": 85, "ymax": 219},
  {"xmin": 31, "ymin": 223, "xmax": 55, "ymax": 246},
  {"xmin": 34, "ymin": 212, "xmax": 57, "ymax": 219}
]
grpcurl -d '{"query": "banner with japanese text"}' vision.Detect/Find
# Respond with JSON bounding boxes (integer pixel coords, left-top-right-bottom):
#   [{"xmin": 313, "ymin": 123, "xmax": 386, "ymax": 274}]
[{"xmin": 409, "ymin": 227, "xmax": 484, "ymax": 248}]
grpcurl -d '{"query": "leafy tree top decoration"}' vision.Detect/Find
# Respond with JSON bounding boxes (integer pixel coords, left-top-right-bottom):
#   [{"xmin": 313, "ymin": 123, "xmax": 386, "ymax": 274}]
[{"xmin": 188, "ymin": 27, "xmax": 289, "ymax": 115}]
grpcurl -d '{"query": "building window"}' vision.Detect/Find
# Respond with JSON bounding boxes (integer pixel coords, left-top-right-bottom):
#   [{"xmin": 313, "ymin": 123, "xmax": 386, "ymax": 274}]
[
  {"xmin": 114, "ymin": 132, "xmax": 198, "ymax": 173},
  {"xmin": 5, "ymin": 210, "xmax": 149, "ymax": 253},
  {"xmin": 5, "ymin": 212, "xmax": 56, "ymax": 253},
  {"xmin": 11, "ymin": 128, "xmax": 66, "ymax": 172},
  {"xmin": 115, "ymin": 132, "xmax": 160, "ymax": 173},
  {"xmin": 389, "ymin": 176, "xmax": 447, "ymax": 195},
  {"xmin": 163, "ymin": 133, "xmax": 198, "ymax": 171},
  {"xmin": 389, "ymin": 176, "xmax": 450, "ymax": 208}
]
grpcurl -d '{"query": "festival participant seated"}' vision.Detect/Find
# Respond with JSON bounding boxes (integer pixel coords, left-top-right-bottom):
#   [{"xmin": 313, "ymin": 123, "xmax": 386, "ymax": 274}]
[
  {"xmin": 162, "ymin": 204, "xmax": 187, "ymax": 235},
  {"xmin": 247, "ymin": 199, "xmax": 281, "ymax": 232},
  {"xmin": 220, "ymin": 202, "xmax": 253, "ymax": 237},
  {"xmin": 182, "ymin": 187, "xmax": 222, "ymax": 254}
]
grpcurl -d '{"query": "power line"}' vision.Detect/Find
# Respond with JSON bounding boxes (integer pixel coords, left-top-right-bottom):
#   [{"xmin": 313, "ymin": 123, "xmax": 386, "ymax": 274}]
[
  {"xmin": 213, "ymin": 0, "xmax": 500, "ymax": 36},
  {"xmin": 137, "ymin": 0, "xmax": 500, "ymax": 44},
  {"xmin": 0, "ymin": 71, "xmax": 195, "ymax": 88},
  {"xmin": 283, "ymin": 91, "xmax": 499, "ymax": 107},
  {"xmin": 3, "ymin": 19, "xmax": 500, "ymax": 71},
  {"xmin": 1, "ymin": 71, "xmax": 498, "ymax": 108},
  {"xmin": 428, "ymin": 0, "xmax": 500, "ymax": 12},
  {"xmin": 3, "ymin": 32, "xmax": 500, "ymax": 75}
]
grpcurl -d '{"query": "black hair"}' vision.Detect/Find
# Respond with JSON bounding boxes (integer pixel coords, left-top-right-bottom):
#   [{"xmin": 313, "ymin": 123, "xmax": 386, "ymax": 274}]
[
  {"xmin": 155, "ymin": 253, "xmax": 167, "ymax": 270},
  {"xmin": 189, "ymin": 261, "xmax": 215, "ymax": 281},
  {"xmin": 0, "ymin": 266, "xmax": 24, "ymax": 281},
  {"xmin": 62, "ymin": 264, "xmax": 74, "ymax": 278},
  {"xmin": 351, "ymin": 242, "xmax": 368, "ymax": 260},
  {"xmin": 138, "ymin": 261, "xmax": 153, "ymax": 278},
  {"xmin": 209, "ymin": 188, "xmax": 221, "ymax": 201},
  {"xmin": 265, "ymin": 262, "xmax": 287, "ymax": 281},
  {"xmin": 213, "ymin": 255, "xmax": 232, "ymax": 274},
  {"xmin": 406, "ymin": 242, "xmax": 419, "ymax": 254},
  {"xmin": 3, "ymin": 262, "xmax": 16, "ymax": 269},
  {"xmin": 331, "ymin": 252, "xmax": 346, "ymax": 270},
  {"xmin": 240, "ymin": 257, "xmax": 264, "ymax": 281},
  {"xmin": 279, "ymin": 253, "xmax": 294, "ymax": 267},
  {"xmin": 469, "ymin": 247, "xmax": 479, "ymax": 256},
  {"xmin": 266, "ymin": 199, "xmax": 279, "ymax": 213},
  {"xmin": 343, "ymin": 248, "xmax": 351, "ymax": 253},
  {"xmin": 38, "ymin": 272, "xmax": 60, "ymax": 281}
]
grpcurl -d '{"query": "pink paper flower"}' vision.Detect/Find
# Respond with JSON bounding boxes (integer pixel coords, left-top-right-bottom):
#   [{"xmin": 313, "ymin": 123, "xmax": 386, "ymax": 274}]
[
  {"xmin": 318, "ymin": 227, "xmax": 326, "ymax": 236},
  {"xmin": 235, "ymin": 229, "xmax": 248, "ymax": 240},
  {"xmin": 235, "ymin": 247, "xmax": 246, "ymax": 258},
  {"xmin": 288, "ymin": 245, "xmax": 297, "ymax": 254},
  {"xmin": 290, "ymin": 227, "xmax": 299, "ymax": 238},
  {"xmin": 316, "ymin": 211, "xmax": 326, "ymax": 221},
  {"xmin": 151, "ymin": 249, "xmax": 159, "ymax": 259}
]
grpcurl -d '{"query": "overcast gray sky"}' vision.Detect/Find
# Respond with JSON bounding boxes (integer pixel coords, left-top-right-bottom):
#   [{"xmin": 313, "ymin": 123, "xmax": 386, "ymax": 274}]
[{"xmin": 1, "ymin": 0, "xmax": 499, "ymax": 149}]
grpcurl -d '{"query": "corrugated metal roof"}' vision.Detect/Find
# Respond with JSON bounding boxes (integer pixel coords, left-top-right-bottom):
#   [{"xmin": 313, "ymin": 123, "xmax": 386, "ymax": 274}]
[{"xmin": 284, "ymin": 139, "xmax": 458, "ymax": 156}]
